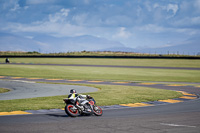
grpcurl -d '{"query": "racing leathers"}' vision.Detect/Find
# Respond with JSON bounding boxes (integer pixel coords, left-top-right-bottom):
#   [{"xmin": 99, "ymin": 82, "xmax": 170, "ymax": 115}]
[{"xmin": 67, "ymin": 93, "xmax": 88, "ymax": 106}]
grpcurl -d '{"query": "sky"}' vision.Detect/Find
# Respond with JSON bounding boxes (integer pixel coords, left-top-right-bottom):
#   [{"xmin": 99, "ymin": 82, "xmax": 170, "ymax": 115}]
[{"xmin": 0, "ymin": 0, "xmax": 200, "ymax": 51}]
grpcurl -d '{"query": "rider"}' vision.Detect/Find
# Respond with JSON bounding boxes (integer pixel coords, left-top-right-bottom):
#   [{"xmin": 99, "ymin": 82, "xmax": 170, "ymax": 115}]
[
  {"xmin": 5, "ymin": 58, "xmax": 10, "ymax": 63},
  {"xmin": 67, "ymin": 89, "xmax": 91, "ymax": 105},
  {"xmin": 68, "ymin": 89, "xmax": 79, "ymax": 99}
]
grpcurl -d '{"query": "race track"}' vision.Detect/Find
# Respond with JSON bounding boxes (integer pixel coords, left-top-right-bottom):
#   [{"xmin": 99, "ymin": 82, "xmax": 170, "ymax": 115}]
[
  {"xmin": 0, "ymin": 64, "xmax": 200, "ymax": 133},
  {"xmin": 0, "ymin": 80, "xmax": 98, "ymax": 100},
  {"xmin": 0, "ymin": 100, "xmax": 200, "ymax": 133}
]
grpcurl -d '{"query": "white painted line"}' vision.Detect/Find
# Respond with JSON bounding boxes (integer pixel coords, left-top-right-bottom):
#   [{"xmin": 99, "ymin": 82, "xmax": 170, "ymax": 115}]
[
  {"xmin": 12, "ymin": 80, "xmax": 35, "ymax": 83},
  {"xmin": 160, "ymin": 123, "xmax": 196, "ymax": 128}
]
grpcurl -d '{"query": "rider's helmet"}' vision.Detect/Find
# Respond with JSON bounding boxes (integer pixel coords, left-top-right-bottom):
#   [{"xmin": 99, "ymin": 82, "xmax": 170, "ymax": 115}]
[{"xmin": 70, "ymin": 89, "xmax": 76, "ymax": 94}]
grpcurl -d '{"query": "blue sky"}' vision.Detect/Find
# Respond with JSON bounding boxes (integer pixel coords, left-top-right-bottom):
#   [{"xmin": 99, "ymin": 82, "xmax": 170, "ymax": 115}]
[{"xmin": 0, "ymin": 0, "xmax": 200, "ymax": 50}]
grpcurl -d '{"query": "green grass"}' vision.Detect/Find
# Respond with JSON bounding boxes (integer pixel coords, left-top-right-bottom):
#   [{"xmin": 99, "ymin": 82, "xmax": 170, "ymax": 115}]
[
  {"xmin": 1, "ymin": 58, "xmax": 200, "ymax": 68},
  {"xmin": 0, "ymin": 58, "xmax": 197, "ymax": 112},
  {"xmin": 0, "ymin": 84, "xmax": 182, "ymax": 112},
  {"xmin": 0, "ymin": 88, "xmax": 10, "ymax": 93},
  {"xmin": 0, "ymin": 64, "xmax": 200, "ymax": 82}
]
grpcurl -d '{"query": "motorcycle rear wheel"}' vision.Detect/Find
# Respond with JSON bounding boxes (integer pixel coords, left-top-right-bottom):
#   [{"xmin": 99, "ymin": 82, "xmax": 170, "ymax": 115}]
[{"xmin": 65, "ymin": 104, "xmax": 79, "ymax": 117}]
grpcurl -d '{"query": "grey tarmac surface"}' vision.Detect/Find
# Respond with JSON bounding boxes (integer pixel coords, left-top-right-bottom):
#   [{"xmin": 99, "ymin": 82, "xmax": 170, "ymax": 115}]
[
  {"xmin": 0, "ymin": 80, "xmax": 98, "ymax": 100},
  {"xmin": 0, "ymin": 99, "xmax": 200, "ymax": 133}
]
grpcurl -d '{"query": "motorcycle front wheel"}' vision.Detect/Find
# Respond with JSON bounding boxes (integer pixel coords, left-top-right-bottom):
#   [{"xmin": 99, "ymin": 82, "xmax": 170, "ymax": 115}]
[
  {"xmin": 93, "ymin": 105, "xmax": 103, "ymax": 116},
  {"xmin": 65, "ymin": 104, "xmax": 79, "ymax": 117}
]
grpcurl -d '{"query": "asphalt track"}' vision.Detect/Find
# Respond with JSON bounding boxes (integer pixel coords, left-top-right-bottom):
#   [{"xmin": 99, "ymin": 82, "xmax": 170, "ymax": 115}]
[
  {"xmin": 0, "ymin": 64, "xmax": 200, "ymax": 132},
  {"xmin": 0, "ymin": 80, "xmax": 98, "ymax": 100}
]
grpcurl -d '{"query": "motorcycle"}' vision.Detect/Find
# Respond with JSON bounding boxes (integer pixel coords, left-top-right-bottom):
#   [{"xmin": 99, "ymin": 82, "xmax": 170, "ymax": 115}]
[{"xmin": 63, "ymin": 95, "xmax": 103, "ymax": 117}]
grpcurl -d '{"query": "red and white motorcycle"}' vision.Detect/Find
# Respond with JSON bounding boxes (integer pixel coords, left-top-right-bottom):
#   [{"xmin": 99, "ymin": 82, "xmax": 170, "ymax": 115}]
[{"xmin": 63, "ymin": 95, "xmax": 103, "ymax": 117}]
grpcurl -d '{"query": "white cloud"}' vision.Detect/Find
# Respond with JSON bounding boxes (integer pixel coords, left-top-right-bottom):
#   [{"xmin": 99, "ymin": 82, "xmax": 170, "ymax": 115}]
[
  {"xmin": 175, "ymin": 28, "xmax": 200, "ymax": 36},
  {"xmin": 172, "ymin": 16, "xmax": 200, "ymax": 28},
  {"xmin": 113, "ymin": 27, "xmax": 131, "ymax": 39},
  {"xmin": 25, "ymin": 36, "xmax": 34, "ymax": 39},
  {"xmin": 191, "ymin": 16, "xmax": 200, "ymax": 25},
  {"xmin": 144, "ymin": 1, "xmax": 152, "ymax": 12},
  {"xmin": 138, "ymin": 24, "xmax": 166, "ymax": 33},
  {"xmin": 24, "ymin": 6, "xmax": 29, "ymax": 10},
  {"xmin": 2, "ymin": 8, "xmax": 87, "ymax": 37},
  {"xmin": 136, "ymin": 6, "xmax": 142, "ymax": 16},
  {"xmin": 10, "ymin": 2, "xmax": 20, "ymax": 11},
  {"xmin": 83, "ymin": 0, "xmax": 90, "ymax": 5},
  {"xmin": 1, "ymin": 0, "xmax": 20, "ymax": 11},
  {"xmin": 167, "ymin": 4, "xmax": 179, "ymax": 17},
  {"xmin": 48, "ymin": 8, "xmax": 70, "ymax": 23},
  {"xmin": 153, "ymin": 3, "xmax": 159, "ymax": 9},
  {"xmin": 137, "ymin": 23, "xmax": 200, "ymax": 36},
  {"xmin": 104, "ymin": 15, "xmax": 132, "ymax": 27},
  {"xmin": 26, "ymin": 0, "xmax": 56, "ymax": 5},
  {"xmin": 8, "ymin": 21, "xmax": 85, "ymax": 37},
  {"xmin": 60, "ymin": 8, "xmax": 70, "ymax": 17},
  {"xmin": 72, "ymin": 13, "xmax": 88, "ymax": 25},
  {"xmin": 194, "ymin": 0, "xmax": 200, "ymax": 9},
  {"xmin": 1, "ymin": 0, "xmax": 200, "ymax": 50},
  {"xmin": 153, "ymin": 3, "xmax": 179, "ymax": 18}
]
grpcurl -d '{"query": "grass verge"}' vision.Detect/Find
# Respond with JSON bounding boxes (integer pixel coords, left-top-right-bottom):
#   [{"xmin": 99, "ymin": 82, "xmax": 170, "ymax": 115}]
[
  {"xmin": 0, "ymin": 83, "xmax": 182, "ymax": 112},
  {"xmin": 0, "ymin": 64, "xmax": 200, "ymax": 82},
  {"xmin": 1, "ymin": 58, "xmax": 200, "ymax": 68},
  {"xmin": 0, "ymin": 88, "xmax": 10, "ymax": 93}
]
